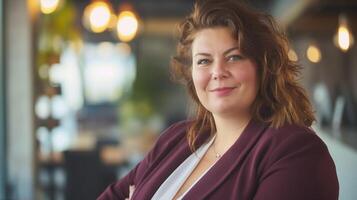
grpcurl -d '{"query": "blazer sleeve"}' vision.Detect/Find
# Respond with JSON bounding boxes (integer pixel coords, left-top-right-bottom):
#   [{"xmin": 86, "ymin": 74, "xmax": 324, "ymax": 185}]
[
  {"xmin": 97, "ymin": 121, "xmax": 186, "ymax": 200},
  {"xmin": 253, "ymin": 132, "xmax": 339, "ymax": 200}
]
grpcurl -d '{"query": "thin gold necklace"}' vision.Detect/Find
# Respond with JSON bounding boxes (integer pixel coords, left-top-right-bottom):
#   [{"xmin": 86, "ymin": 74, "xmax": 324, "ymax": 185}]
[{"xmin": 212, "ymin": 136, "xmax": 222, "ymax": 159}]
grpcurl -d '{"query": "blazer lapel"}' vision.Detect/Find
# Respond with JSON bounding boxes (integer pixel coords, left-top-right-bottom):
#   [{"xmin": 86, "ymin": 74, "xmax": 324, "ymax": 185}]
[
  {"xmin": 132, "ymin": 127, "xmax": 210, "ymax": 199},
  {"xmin": 183, "ymin": 119, "xmax": 268, "ymax": 199}
]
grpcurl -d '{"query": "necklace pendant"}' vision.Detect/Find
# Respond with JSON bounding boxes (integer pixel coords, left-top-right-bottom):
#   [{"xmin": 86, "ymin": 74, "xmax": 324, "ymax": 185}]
[{"xmin": 215, "ymin": 153, "xmax": 221, "ymax": 158}]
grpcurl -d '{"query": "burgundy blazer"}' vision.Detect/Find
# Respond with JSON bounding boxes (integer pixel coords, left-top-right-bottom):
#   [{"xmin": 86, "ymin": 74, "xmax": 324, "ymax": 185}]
[{"xmin": 98, "ymin": 119, "xmax": 339, "ymax": 200}]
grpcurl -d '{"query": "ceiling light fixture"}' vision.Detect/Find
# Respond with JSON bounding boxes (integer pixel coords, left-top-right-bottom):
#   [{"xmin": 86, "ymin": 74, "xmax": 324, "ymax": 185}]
[{"xmin": 334, "ymin": 13, "xmax": 354, "ymax": 52}]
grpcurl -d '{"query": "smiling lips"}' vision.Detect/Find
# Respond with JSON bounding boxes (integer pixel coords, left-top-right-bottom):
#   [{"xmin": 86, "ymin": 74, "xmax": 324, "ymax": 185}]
[{"xmin": 209, "ymin": 86, "xmax": 237, "ymax": 96}]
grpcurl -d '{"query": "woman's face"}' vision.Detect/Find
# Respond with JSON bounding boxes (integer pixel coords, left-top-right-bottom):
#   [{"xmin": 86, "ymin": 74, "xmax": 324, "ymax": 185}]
[{"xmin": 191, "ymin": 27, "xmax": 258, "ymax": 118}]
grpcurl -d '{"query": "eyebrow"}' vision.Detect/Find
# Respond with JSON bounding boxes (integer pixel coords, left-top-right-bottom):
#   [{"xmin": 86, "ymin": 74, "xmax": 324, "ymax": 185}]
[{"xmin": 194, "ymin": 46, "xmax": 240, "ymax": 57}]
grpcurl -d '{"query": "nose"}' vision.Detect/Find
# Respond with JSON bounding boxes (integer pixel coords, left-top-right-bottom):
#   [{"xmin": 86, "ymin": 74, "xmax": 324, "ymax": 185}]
[{"xmin": 211, "ymin": 60, "xmax": 229, "ymax": 80}]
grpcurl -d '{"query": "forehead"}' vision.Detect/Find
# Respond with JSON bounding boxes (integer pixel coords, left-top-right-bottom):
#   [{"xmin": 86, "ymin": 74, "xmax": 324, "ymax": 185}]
[{"xmin": 191, "ymin": 27, "xmax": 238, "ymax": 54}]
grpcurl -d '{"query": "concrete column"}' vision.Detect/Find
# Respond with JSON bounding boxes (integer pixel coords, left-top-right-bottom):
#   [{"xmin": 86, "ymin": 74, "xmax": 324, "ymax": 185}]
[
  {"xmin": 0, "ymin": 0, "xmax": 6, "ymax": 198},
  {"xmin": 5, "ymin": 0, "xmax": 35, "ymax": 199}
]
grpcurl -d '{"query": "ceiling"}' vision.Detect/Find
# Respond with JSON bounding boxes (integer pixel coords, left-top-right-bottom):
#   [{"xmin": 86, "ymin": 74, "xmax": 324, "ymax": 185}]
[
  {"xmin": 286, "ymin": 0, "xmax": 357, "ymax": 37},
  {"xmin": 76, "ymin": 0, "xmax": 275, "ymax": 18},
  {"xmin": 75, "ymin": 0, "xmax": 357, "ymax": 42},
  {"xmin": 75, "ymin": 0, "xmax": 277, "ymax": 42}
]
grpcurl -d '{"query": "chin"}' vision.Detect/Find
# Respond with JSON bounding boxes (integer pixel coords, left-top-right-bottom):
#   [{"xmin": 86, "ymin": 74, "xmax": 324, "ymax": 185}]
[
  {"xmin": 208, "ymin": 103, "xmax": 250, "ymax": 117},
  {"xmin": 209, "ymin": 106, "xmax": 238, "ymax": 116}
]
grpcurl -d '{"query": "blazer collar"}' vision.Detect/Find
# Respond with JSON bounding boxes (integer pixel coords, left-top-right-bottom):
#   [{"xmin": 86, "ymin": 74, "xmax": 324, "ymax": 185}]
[
  {"xmin": 133, "ymin": 119, "xmax": 268, "ymax": 199},
  {"xmin": 184, "ymin": 119, "xmax": 268, "ymax": 199},
  {"xmin": 133, "ymin": 123, "xmax": 194, "ymax": 199}
]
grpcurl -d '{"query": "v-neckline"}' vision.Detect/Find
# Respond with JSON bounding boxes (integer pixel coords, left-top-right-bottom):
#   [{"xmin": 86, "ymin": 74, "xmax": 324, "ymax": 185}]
[
  {"xmin": 173, "ymin": 135, "xmax": 218, "ymax": 199},
  {"xmin": 131, "ymin": 119, "xmax": 268, "ymax": 200}
]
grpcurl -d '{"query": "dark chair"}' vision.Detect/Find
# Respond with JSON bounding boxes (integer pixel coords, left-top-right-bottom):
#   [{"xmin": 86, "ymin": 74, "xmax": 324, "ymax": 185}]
[{"xmin": 63, "ymin": 150, "xmax": 116, "ymax": 200}]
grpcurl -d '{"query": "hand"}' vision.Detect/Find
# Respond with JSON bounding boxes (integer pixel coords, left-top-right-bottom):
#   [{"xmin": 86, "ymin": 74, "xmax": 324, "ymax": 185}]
[{"xmin": 125, "ymin": 185, "xmax": 135, "ymax": 200}]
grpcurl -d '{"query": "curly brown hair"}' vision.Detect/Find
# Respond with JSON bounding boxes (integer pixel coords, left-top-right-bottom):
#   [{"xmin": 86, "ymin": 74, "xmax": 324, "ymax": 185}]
[{"xmin": 171, "ymin": 0, "xmax": 315, "ymax": 151}]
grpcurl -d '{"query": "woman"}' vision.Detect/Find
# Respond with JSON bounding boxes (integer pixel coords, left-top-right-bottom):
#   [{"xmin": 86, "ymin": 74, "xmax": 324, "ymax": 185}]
[{"xmin": 98, "ymin": 0, "xmax": 339, "ymax": 199}]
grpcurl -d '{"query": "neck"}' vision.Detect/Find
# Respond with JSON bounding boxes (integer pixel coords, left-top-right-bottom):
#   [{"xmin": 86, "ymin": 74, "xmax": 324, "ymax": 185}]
[{"xmin": 212, "ymin": 113, "xmax": 252, "ymax": 150}]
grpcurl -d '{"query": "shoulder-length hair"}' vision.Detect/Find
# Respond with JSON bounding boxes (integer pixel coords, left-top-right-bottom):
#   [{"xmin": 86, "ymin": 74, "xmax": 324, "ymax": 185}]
[{"xmin": 171, "ymin": 0, "xmax": 315, "ymax": 151}]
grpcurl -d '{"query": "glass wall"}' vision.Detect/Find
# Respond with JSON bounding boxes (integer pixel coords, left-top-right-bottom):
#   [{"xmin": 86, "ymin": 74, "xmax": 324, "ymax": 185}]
[{"xmin": 32, "ymin": 1, "xmax": 189, "ymax": 199}]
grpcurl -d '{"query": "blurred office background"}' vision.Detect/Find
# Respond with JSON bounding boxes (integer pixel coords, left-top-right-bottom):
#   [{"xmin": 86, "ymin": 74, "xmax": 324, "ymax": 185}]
[{"xmin": 1, "ymin": 0, "xmax": 357, "ymax": 199}]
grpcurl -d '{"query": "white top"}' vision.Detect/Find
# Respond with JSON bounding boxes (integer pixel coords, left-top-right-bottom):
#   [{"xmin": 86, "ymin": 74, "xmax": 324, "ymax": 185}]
[{"xmin": 151, "ymin": 135, "xmax": 217, "ymax": 200}]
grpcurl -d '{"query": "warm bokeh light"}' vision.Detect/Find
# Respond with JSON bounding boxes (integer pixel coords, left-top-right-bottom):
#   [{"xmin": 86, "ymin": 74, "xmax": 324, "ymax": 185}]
[
  {"xmin": 306, "ymin": 44, "xmax": 321, "ymax": 63},
  {"xmin": 40, "ymin": 0, "xmax": 60, "ymax": 14},
  {"xmin": 337, "ymin": 25, "xmax": 353, "ymax": 52},
  {"xmin": 338, "ymin": 26, "xmax": 351, "ymax": 51},
  {"xmin": 288, "ymin": 49, "xmax": 298, "ymax": 62},
  {"xmin": 116, "ymin": 11, "xmax": 138, "ymax": 42},
  {"xmin": 83, "ymin": 1, "xmax": 112, "ymax": 33},
  {"xmin": 334, "ymin": 14, "xmax": 354, "ymax": 52}
]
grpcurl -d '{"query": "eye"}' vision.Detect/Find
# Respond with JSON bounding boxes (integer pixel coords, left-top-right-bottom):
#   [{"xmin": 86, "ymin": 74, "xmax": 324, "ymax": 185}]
[
  {"xmin": 227, "ymin": 55, "xmax": 244, "ymax": 62},
  {"xmin": 197, "ymin": 58, "xmax": 211, "ymax": 66}
]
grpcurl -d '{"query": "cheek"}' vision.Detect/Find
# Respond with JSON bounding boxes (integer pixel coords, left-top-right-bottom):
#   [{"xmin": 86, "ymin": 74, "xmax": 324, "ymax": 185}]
[
  {"xmin": 242, "ymin": 69, "xmax": 258, "ymax": 96},
  {"xmin": 192, "ymin": 69, "xmax": 210, "ymax": 90},
  {"xmin": 234, "ymin": 66, "xmax": 257, "ymax": 85}
]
